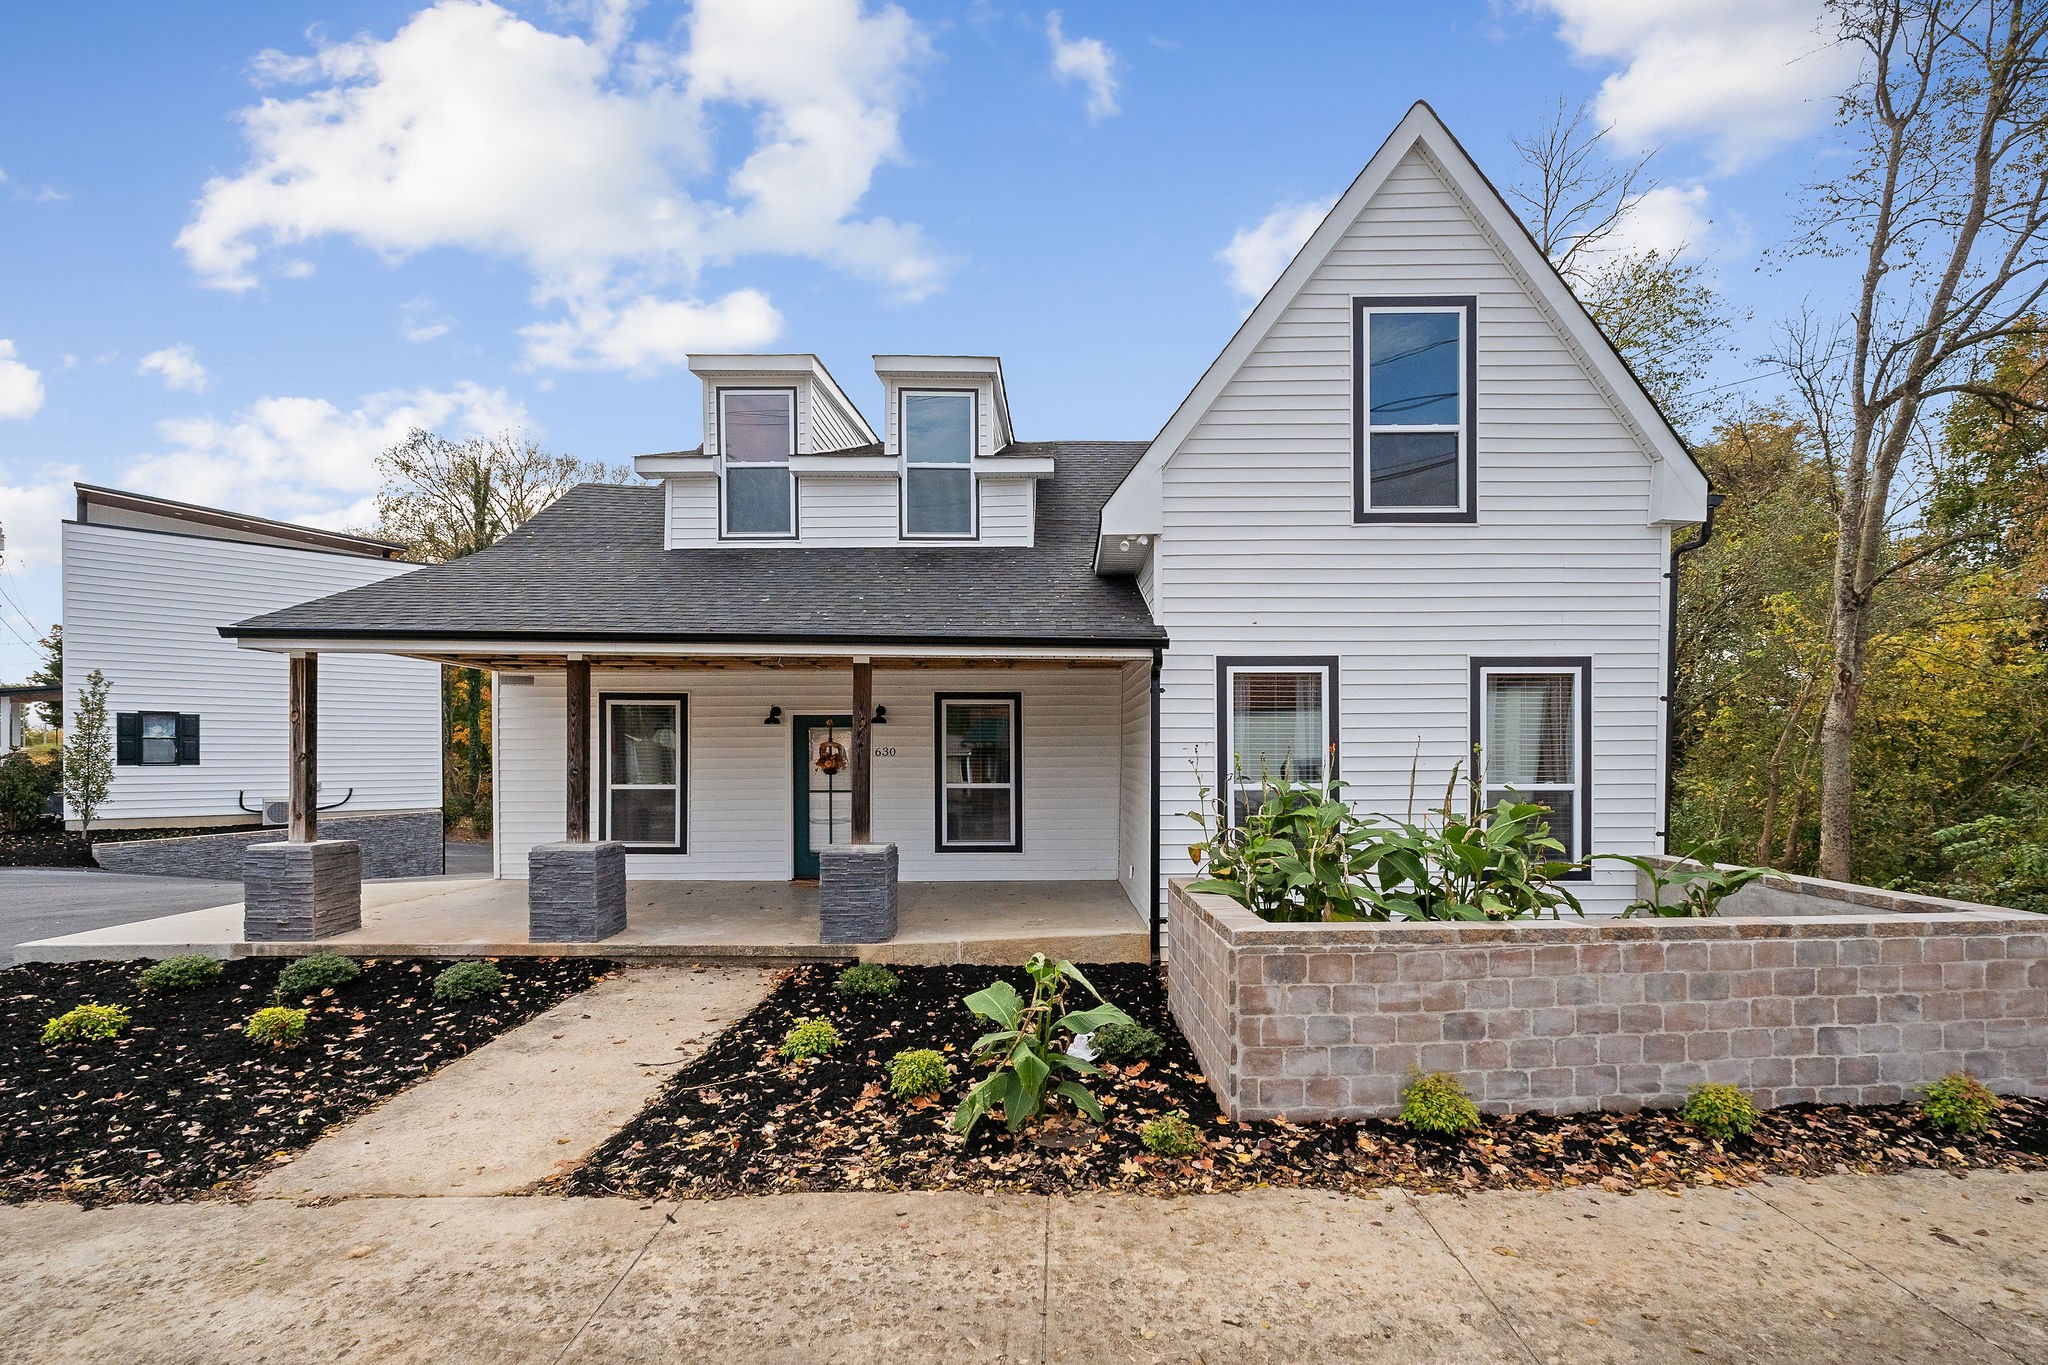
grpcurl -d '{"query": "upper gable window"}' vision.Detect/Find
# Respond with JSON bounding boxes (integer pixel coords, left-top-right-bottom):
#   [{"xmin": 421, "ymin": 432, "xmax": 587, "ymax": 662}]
[
  {"xmin": 901, "ymin": 390, "xmax": 976, "ymax": 538},
  {"xmin": 1353, "ymin": 298, "xmax": 1476, "ymax": 523},
  {"xmin": 720, "ymin": 388, "xmax": 796, "ymax": 538}
]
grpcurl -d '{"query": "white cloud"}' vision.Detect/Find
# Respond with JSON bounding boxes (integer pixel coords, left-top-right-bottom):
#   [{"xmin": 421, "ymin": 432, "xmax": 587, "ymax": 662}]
[
  {"xmin": 137, "ymin": 344, "xmax": 210, "ymax": 393},
  {"xmin": 1531, "ymin": 0, "xmax": 1860, "ymax": 171},
  {"xmin": 0, "ymin": 340, "xmax": 45, "ymax": 420},
  {"xmin": 1216, "ymin": 196, "xmax": 1334, "ymax": 305},
  {"xmin": 0, "ymin": 467, "xmax": 79, "ymax": 572},
  {"xmin": 1046, "ymin": 12, "xmax": 1120, "ymax": 120},
  {"xmin": 176, "ymin": 0, "xmax": 938, "ymax": 371},
  {"xmin": 518, "ymin": 287, "xmax": 782, "ymax": 374},
  {"xmin": 399, "ymin": 296, "xmax": 454, "ymax": 344}
]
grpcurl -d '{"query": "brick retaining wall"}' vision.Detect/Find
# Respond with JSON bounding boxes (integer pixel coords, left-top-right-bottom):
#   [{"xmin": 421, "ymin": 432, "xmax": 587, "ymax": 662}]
[
  {"xmin": 92, "ymin": 811, "xmax": 444, "ymax": 881},
  {"xmin": 1167, "ymin": 880, "xmax": 2048, "ymax": 1121}
]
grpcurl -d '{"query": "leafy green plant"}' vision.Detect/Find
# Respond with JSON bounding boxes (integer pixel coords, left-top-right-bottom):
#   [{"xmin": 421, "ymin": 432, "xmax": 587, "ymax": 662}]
[
  {"xmin": 835, "ymin": 962, "xmax": 901, "ymax": 1000},
  {"xmin": 888, "ymin": 1047, "xmax": 951, "ymax": 1100},
  {"xmin": 432, "ymin": 961, "xmax": 504, "ymax": 1003},
  {"xmin": 135, "ymin": 954, "xmax": 224, "ymax": 994},
  {"xmin": 1921, "ymin": 1072, "xmax": 2001, "ymax": 1135},
  {"xmin": 274, "ymin": 953, "xmax": 361, "ymax": 998},
  {"xmin": 1598, "ymin": 850, "xmax": 1771, "ymax": 917},
  {"xmin": 0, "ymin": 749, "xmax": 59, "ymax": 831},
  {"xmin": 40, "ymin": 1003, "xmax": 129, "ymax": 1047},
  {"xmin": 779, "ymin": 1017, "xmax": 841, "ymax": 1060},
  {"xmin": 1679, "ymin": 1083, "xmax": 1759, "ymax": 1141},
  {"xmin": 1935, "ymin": 787, "xmax": 2048, "ymax": 915},
  {"xmin": 1140, "ymin": 1110, "xmax": 1203, "ymax": 1158},
  {"xmin": 1089, "ymin": 1020, "xmax": 1163, "ymax": 1064},
  {"xmin": 245, "ymin": 1006, "xmax": 309, "ymax": 1049},
  {"xmin": 953, "ymin": 954, "xmax": 1135, "ymax": 1136},
  {"xmin": 1399, "ymin": 1069, "xmax": 1481, "ymax": 1135}
]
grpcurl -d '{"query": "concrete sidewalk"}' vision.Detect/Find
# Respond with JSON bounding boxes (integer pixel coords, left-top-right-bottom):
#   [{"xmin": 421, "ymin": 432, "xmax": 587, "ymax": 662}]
[{"xmin": 2, "ymin": 1171, "xmax": 2042, "ymax": 1363}]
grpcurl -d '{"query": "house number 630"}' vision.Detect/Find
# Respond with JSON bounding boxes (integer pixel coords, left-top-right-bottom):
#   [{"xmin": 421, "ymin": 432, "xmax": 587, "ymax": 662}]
[{"xmin": 873, "ymin": 745, "xmax": 897, "ymax": 758}]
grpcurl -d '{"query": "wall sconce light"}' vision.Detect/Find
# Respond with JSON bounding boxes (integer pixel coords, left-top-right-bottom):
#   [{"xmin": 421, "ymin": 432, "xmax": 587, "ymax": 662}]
[
  {"xmin": 871, "ymin": 705, "xmax": 888, "ymax": 725},
  {"xmin": 763, "ymin": 706, "xmax": 783, "ymax": 725}
]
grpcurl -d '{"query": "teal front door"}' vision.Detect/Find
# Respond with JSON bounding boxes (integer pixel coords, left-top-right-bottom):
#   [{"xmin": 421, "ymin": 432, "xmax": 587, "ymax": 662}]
[{"xmin": 792, "ymin": 714, "xmax": 853, "ymax": 879}]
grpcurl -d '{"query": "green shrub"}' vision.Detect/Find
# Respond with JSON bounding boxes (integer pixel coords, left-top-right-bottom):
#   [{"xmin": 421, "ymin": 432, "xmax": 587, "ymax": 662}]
[
  {"xmin": 432, "ymin": 961, "xmax": 505, "ymax": 1003},
  {"xmin": 779, "ymin": 1017, "xmax": 841, "ymax": 1060},
  {"xmin": 0, "ymin": 749, "xmax": 59, "ymax": 831},
  {"xmin": 1679, "ymin": 1083, "xmax": 1759, "ymax": 1141},
  {"xmin": 274, "ymin": 953, "xmax": 360, "ymax": 998},
  {"xmin": 888, "ymin": 1047, "xmax": 951, "ymax": 1100},
  {"xmin": 1140, "ymin": 1110, "xmax": 1203, "ymax": 1158},
  {"xmin": 1399, "ymin": 1069, "xmax": 1481, "ymax": 1135},
  {"xmin": 245, "ymin": 1006, "xmax": 309, "ymax": 1049},
  {"xmin": 40, "ymin": 1003, "xmax": 130, "ymax": 1047},
  {"xmin": 135, "ymin": 955, "xmax": 224, "ymax": 994},
  {"xmin": 836, "ymin": 962, "xmax": 900, "ymax": 1000},
  {"xmin": 1921, "ymin": 1072, "xmax": 2000, "ymax": 1135},
  {"xmin": 1090, "ymin": 1020, "xmax": 1163, "ymax": 1064}
]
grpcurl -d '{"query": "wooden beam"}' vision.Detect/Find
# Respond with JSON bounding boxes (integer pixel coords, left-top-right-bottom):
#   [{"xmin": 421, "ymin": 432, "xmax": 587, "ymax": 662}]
[
  {"xmin": 288, "ymin": 653, "xmax": 317, "ymax": 843},
  {"xmin": 851, "ymin": 658, "xmax": 873, "ymax": 844},
  {"xmin": 565, "ymin": 658, "xmax": 591, "ymax": 842}
]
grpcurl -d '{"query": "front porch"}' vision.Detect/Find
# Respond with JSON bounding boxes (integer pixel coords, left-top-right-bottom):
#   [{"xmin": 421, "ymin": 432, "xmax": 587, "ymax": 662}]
[{"xmin": 13, "ymin": 877, "xmax": 1150, "ymax": 965}]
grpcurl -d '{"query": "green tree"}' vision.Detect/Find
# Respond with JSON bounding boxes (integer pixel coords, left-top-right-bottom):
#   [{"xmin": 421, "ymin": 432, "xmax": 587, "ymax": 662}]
[
  {"xmin": 61, "ymin": 668, "xmax": 113, "ymax": 835},
  {"xmin": 27, "ymin": 624, "xmax": 60, "ymax": 726}
]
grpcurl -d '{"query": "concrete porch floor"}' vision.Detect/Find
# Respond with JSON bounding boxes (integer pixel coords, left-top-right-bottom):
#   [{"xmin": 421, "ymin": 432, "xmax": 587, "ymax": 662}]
[{"xmin": 12, "ymin": 878, "xmax": 1153, "ymax": 966}]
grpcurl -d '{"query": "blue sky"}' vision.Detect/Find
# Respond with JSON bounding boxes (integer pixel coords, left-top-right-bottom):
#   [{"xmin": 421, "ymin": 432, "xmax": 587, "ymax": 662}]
[{"xmin": 0, "ymin": 0, "xmax": 1862, "ymax": 681}]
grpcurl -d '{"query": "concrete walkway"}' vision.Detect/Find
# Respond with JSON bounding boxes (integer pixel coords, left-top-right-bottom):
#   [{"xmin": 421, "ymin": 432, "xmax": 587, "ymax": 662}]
[
  {"xmin": 2, "ymin": 1171, "xmax": 2042, "ymax": 1363},
  {"xmin": 254, "ymin": 966, "xmax": 773, "ymax": 1200}
]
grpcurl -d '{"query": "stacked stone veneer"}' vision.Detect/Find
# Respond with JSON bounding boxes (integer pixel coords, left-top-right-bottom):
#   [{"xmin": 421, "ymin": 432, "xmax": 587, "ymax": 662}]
[
  {"xmin": 94, "ymin": 810, "xmax": 443, "ymax": 881},
  {"xmin": 820, "ymin": 843, "xmax": 900, "ymax": 944},
  {"xmin": 1167, "ymin": 879, "xmax": 2048, "ymax": 1121}
]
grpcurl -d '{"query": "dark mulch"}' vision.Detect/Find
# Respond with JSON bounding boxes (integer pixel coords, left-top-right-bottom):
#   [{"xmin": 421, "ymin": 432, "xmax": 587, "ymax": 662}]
[
  {"xmin": 564, "ymin": 963, "xmax": 2048, "ymax": 1200},
  {"xmin": 0, "ymin": 822, "xmax": 261, "ymax": 868},
  {"xmin": 0, "ymin": 956, "xmax": 615, "ymax": 1204}
]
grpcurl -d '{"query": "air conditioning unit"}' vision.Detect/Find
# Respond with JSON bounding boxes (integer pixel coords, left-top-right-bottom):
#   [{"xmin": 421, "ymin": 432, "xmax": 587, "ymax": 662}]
[{"xmin": 261, "ymin": 799, "xmax": 290, "ymax": 827}]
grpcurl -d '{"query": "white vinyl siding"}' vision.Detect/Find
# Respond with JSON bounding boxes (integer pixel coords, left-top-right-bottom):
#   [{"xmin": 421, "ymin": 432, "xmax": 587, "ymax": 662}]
[
  {"xmin": 809, "ymin": 390, "xmax": 869, "ymax": 452},
  {"xmin": 1149, "ymin": 145, "xmax": 1667, "ymax": 917},
  {"xmin": 60, "ymin": 522, "xmax": 441, "ymax": 826},
  {"xmin": 1117, "ymin": 658, "xmax": 1152, "ymax": 918}
]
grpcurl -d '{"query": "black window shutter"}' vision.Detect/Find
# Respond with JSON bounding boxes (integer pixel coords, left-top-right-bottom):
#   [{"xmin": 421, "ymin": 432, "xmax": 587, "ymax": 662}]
[
  {"xmin": 176, "ymin": 713, "xmax": 201, "ymax": 765},
  {"xmin": 116, "ymin": 712, "xmax": 142, "ymax": 765}
]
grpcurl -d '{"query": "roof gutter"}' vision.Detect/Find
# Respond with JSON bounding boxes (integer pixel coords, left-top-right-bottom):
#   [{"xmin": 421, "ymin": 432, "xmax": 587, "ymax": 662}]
[{"xmin": 1662, "ymin": 489, "xmax": 1724, "ymax": 850}]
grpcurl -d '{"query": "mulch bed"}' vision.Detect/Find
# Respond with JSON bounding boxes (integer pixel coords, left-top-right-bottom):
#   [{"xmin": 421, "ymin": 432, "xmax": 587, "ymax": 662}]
[
  {"xmin": 0, "ymin": 822, "xmax": 259, "ymax": 868},
  {"xmin": 0, "ymin": 956, "xmax": 615, "ymax": 1204},
  {"xmin": 564, "ymin": 962, "xmax": 2048, "ymax": 1200}
]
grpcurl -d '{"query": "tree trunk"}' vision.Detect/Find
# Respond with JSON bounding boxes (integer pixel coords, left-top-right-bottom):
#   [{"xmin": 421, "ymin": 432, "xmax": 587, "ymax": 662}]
[{"xmin": 1816, "ymin": 573, "xmax": 1869, "ymax": 880}]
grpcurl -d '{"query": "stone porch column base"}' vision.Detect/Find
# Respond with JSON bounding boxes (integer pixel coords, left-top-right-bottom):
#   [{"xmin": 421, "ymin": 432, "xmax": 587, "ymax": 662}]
[
  {"xmin": 244, "ymin": 839, "xmax": 363, "ymax": 941},
  {"xmin": 529, "ymin": 841, "xmax": 627, "ymax": 943},
  {"xmin": 820, "ymin": 842, "xmax": 899, "ymax": 944}
]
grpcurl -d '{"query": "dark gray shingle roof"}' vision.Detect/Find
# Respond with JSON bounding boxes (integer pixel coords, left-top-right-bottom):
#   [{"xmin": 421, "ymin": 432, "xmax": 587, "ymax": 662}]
[{"xmin": 225, "ymin": 441, "xmax": 1164, "ymax": 648}]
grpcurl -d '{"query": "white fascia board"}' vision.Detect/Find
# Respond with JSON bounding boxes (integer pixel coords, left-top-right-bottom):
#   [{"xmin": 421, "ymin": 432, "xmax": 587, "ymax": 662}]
[
  {"xmin": 874, "ymin": 354, "xmax": 1012, "ymax": 445},
  {"xmin": 232, "ymin": 636, "xmax": 1157, "ymax": 662},
  {"xmin": 974, "ymin": 455, "xmax": 1055, "ymax": 478},
  {"xmin": 633, "ymin": 453, "xmax": 715, "ymax": 477}
]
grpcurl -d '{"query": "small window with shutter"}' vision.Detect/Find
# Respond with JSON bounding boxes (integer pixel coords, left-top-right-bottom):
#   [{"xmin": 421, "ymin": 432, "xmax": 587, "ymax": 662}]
[{"xmin": 117, "ymin": 711, "xmax": 201, "ymax": 766}]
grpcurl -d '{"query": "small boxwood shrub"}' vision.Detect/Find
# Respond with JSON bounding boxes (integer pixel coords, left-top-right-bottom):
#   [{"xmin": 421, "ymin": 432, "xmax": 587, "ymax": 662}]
[
  {"xmin": 245, "ymin": 1006, "xmax": 309, "ymax": 1049},
  {"xmin": 136, "ymin": 954, "xmax": 224, "ymax": 994},
  {"xmin": 1921, "ymin": 1072, "xmax": 2000, "ymax": 1135},
  {"xmin": 888, "ymin": 1047, "xmax": 951, "ymax": 1100},
  {"xmin": 1400, "ymin": 1069, "xmax": 1481, "ymax": 1136},
  {"xmin": 1090, "ymin": 1020, "xmax": 1163, "ymax": 1064},
  {"xmin": 1680, "ymin": 1083, "xmax": 1759, "ymax": 1141},
  {"xmin": 779, "ymin": 1017, "xmax": 841, "ymax": 1060},
  {"xmin": 432, "ymin": 961, "xmax": 505, "ymax": 1004},
  {"xmin": 836, "ymin": 963, "xmax": 901, "ymax": 1000},
  {"xmin": 40, "ymin": 1003, "xmax": 130, "ymax": 1047},
  {"xmin": 275, "ymin": 953, "xmax": 360, "ymax": 998},
  {"xmin": 1140, "ymin": 1110, "xmax": 1203, "ymax": 1158}
]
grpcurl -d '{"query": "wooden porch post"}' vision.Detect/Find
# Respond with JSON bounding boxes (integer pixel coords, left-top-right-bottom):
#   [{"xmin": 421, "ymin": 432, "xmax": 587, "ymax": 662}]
[
  {"xmin": 565, "ymin": 657, "xmax": 591, "ymax": 842},
  {"xmin": 851, "ymin": 658, "xmax": 873, "ymax": 844},
  {"xmin": 288, "ymin": 653, "xmax": 317, "ymax": 843}
]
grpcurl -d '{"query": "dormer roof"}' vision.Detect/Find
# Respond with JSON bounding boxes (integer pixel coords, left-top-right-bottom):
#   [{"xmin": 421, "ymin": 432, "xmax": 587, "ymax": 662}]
[{"xmin": 873, "ymin": 355, "xmax": 1014, "ymax": 449}]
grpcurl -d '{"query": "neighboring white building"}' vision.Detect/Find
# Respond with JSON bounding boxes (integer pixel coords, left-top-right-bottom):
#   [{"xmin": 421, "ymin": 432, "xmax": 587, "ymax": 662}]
[
  {"xmin": 0, "ymin": 685, "xmax": 57, "ymax": 754},
  {"xmin": 61, "ymin": 484, "xmax": 443, "ymax": 837}
]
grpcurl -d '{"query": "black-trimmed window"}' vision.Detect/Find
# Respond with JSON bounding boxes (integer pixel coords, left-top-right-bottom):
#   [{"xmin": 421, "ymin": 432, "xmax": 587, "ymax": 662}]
[
  {"xmin": 935, "ymin": 693, "xmax": 1019, "ymax": 851},
  {"xmin": 1216, "ymin": 658, "xmax": 1338, "ymax": 827},
  {"xmin": 117, "ymin": 711, "xmax": 199, "ymax": 766},
  {"xmin": 601, "ymin": 694, "xmax": 687, "ymax": 852},
  {"xmin": 901, "ymin": 389, "xmax": 976, "ymax": 538},
  {"xmin": 719, "ymin": 388, "xmax": 796, "ymax": 538},
  {"xmin": 1471, "ymin": 659, "xmax": 1590, "ymax": 868},
  {"xmin": 1353, "ymin": 297, "xmax": 1477, "ymax": 522}
]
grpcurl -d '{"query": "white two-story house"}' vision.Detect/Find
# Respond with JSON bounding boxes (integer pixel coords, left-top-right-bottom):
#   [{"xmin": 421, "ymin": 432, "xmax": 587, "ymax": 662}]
[{"xmin": 223, "ymin": 103, "xmax": 1709, "ymax": 952}]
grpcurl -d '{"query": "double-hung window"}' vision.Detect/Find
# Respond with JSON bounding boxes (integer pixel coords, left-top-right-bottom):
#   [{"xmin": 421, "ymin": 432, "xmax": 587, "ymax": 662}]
[
  {"xmin": 901, "ymin": 390, "xmax": 976, "ymax": 537},
  {"xmin": 936, "ymin": 694, "xmax": 1020, "ymax": 851},
  {"xmin": 1472, "ymin": 660, "xmax": 1589, "ymax": 867},
  {"xmin": 720, "ymin": 389, "xmax": 795, "ymax": 537},
  {"xmin": 602, "ymin": 696, "xmax": 686, "ymax": 851},
  {"xmin": 1218, "ymin": 659, "xmax": 1337, "ymax": 827},
  {"xmin": 1354, "ymin": 297, "xmax": 1475, "ymax": 520},
  {"xmin": 116, "ymin": 711, "xmax": 199, "ymax": 766}
]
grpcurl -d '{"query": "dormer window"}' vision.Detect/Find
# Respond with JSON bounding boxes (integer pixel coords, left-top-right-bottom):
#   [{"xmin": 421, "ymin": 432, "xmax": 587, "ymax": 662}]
[
  {"xmin": 901, "ymin": 390, "xmax": 976, "ymax": 537},
  {"xmin": 720, "ymin": 388, "xmax": 796, "ymax": 538}
]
